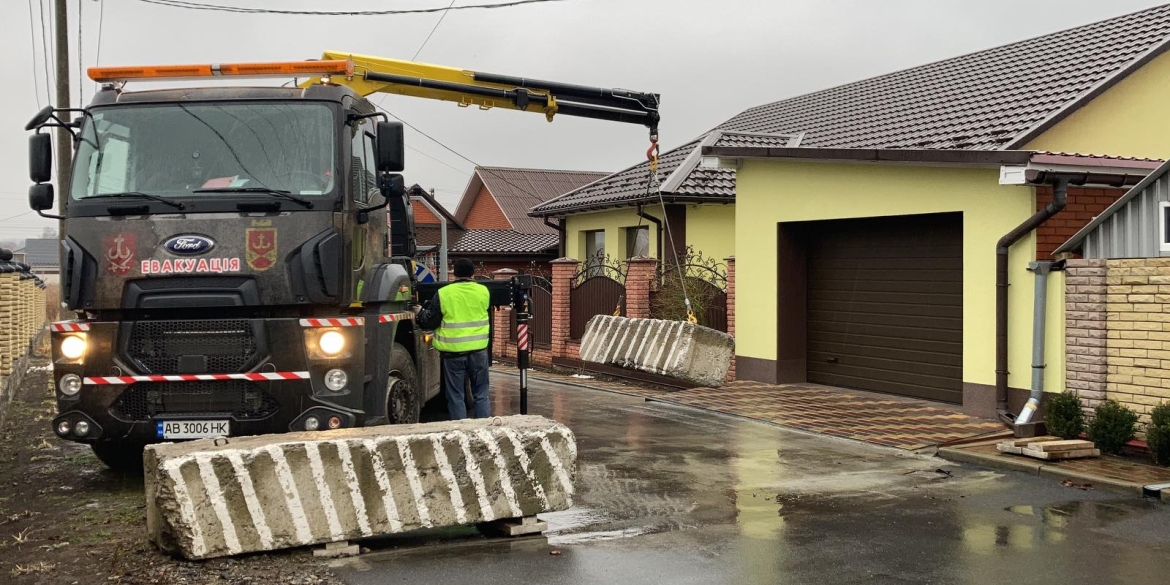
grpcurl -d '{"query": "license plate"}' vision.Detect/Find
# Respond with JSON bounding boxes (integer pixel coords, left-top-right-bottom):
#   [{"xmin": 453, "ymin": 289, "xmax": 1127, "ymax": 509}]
[{"xmin": 157, "ymin": 420, "xmax": 230, "ymax": 439}]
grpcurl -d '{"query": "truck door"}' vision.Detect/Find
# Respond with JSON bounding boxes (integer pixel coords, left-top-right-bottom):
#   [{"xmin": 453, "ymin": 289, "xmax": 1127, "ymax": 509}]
[{"xmin": 348, "ymin": 116, "xmax": 388, "ymax": 300}]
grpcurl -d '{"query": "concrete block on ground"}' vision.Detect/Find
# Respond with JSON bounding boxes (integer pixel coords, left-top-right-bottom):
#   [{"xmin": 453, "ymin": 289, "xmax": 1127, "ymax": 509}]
[
  {"xmin": 578, "ymin": 315, "xmax": 734, "ymax": 387},
  {"xmin": 144, "ymin": 415, "xmax": 576, "ymax": 560}
]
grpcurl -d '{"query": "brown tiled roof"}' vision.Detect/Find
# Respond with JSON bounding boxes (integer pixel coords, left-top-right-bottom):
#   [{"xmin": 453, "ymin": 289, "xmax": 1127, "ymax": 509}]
[
  {"xmin": 531, "ymin": 132, "xmax": 792, "ymax": 214},
  {"xmin": 721, "ymin": 4, "xmax": 1170, "ymax": 149},
  {"xmin": 415, "ymin": 225, "xmax": 465, "ymax": 248},
  {"xmin": 456, "ymin": 167, "xmax": 607, "ymax": 233},
  {"xmin": 448, "ymin": 230, "xmax": 559, "ymax": 255},
  {"xmin": 532, "ymin": 5, "xmax": 1170, "ymax": 215}
]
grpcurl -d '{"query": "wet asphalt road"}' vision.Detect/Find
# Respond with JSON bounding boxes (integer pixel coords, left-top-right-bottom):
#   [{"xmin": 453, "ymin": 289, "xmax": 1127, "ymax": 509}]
[{"xmin": 332, "ymin": 373, "xmax": 1170, "ymax": 585}]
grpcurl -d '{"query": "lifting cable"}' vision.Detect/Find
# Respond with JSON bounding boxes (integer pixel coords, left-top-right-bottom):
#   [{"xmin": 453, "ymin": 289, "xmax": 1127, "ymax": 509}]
[{"xmin": 645, "ymin": 133, "xmax": 697, "ymax": 324}]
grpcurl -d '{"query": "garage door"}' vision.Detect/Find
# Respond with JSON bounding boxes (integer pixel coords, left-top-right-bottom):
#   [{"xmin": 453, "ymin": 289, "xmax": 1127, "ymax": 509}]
[{"xmin": 805, "ymin": 213, "xmax": 962, "ymax": 403}]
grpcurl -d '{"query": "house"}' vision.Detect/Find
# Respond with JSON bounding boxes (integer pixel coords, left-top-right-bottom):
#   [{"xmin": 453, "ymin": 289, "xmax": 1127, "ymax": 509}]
[
  {"xmin": 15, "ymin": 238, "xmax": 60, "ymax": 284},
  {"xmin": 1055, "ymin": 159, "xmax": 1170, "ymax": 426},
  {"xmin": 535, "ymin": 4, "xmax": 1170, "ymax": 419},
  {"xmin": 442, "ymin": 166, "xmax": 607, "ymax": 276},
  {"xmin": 410, "ymin": 185, "xmax": 465, "ymax": 278}
]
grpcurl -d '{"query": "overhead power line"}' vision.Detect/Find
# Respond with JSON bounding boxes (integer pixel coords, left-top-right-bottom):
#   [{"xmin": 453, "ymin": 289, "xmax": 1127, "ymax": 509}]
[
  {"xmin": 413, "ymin": 0, "xmax": 457, "ymax": 60},
  {"xmin": 134, "ymin": 0, "xmax": 575, "ymax": 16},
  {"xmin": 26, "ymin": 0, "xmax": 43, "ymax": 107},
  {"xmin": 38, "ymin": 0, "xmax": 52, "ymax": 104},
  {"xmin": 76, "ymin": 0, "xmax": 83, "ymax": 106},
  {"xmin": 94, "ymin": 0, "xmax": 105, "ymax": 95}
]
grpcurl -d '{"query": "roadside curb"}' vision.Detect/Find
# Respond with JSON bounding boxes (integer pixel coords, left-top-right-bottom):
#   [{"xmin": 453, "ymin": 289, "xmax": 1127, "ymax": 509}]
[{"xmin": 937, "ymin": 446, "xmax": 1150, "ymax": 497}]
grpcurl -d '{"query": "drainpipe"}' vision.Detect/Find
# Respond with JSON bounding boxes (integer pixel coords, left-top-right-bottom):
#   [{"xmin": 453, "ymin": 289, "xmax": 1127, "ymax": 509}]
[
  {"xmin": 1015, "ymin": 260, "xmax": 1063, "ymax": 425},
  {"xmin": 543, "ymin": 217, "xmax": 566, "ymax": 257},
  {"xmin": 995, "ymin": 178, "xmax": 1068, "ymax": 424},
  {"xmin": 636, "ymin": 205, "xmax": 664, "ymax": 261}
]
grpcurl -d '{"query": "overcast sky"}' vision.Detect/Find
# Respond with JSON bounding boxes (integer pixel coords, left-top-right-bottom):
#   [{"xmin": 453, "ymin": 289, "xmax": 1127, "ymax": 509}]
[{"xmin": 1, "ymin": 0, "xmax": 1164, "ymax": 241}]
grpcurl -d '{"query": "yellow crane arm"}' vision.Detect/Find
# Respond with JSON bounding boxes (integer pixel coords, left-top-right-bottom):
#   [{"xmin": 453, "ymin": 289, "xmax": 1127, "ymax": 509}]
[{"xmin": 317, "ymin": 51, "xmax": 661, "ymax": 136}]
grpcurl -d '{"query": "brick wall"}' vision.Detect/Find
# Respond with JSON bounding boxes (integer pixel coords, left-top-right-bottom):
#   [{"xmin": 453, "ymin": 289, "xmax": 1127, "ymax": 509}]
[
  {"xmin": 1065, "ymin": 259, "xmax": 1107, "ymax": 415},
  {"xmin": 1099, "ymin": 259, "xmax": 1170, "ymax": 427},
  {"xmin": 463, "ymin": 184, "xmax": 512, "ymax": 230},
  {"xmin": 1037, "ymin": 187, "xmax": 1126, "ymax": 259}
]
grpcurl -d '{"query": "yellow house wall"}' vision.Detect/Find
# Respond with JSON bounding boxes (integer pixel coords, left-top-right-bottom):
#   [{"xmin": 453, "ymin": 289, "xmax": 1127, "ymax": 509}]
[
  {"xmin": 1025, "ymin": 49, "xmax": 1170, "ymax": 159},
  {"xmin": 565, "ymin": 208, "xmax": 662, "ymax": 262},
  {"xmin": 563, "ymin": 204, "xmax": 736, "ymax": 264},
  {"xmin": 735, "ymin": 160, "xmax": 1065, "ymax": 393},
  {"xmin": 685, "ymin": 204, "xmax": 737, "ymax": 262}
]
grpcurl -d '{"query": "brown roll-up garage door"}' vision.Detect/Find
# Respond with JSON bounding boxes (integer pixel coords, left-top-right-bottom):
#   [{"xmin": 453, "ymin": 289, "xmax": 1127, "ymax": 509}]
[{"xmin": 805, "ymin": 213, "xmax": 962, "ymax": 403}]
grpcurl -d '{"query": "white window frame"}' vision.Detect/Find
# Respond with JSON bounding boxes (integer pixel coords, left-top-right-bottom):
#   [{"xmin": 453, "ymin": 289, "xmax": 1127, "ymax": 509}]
[{"xmin": 1161, "ymin": 201, "xmax": 1170, "ymax": 253}]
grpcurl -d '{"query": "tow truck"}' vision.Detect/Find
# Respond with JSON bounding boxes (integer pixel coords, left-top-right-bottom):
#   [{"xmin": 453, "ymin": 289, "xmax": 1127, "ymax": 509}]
[{"xmin": 25, "ymin": 54, "xmax": 660, "ymax": 470}]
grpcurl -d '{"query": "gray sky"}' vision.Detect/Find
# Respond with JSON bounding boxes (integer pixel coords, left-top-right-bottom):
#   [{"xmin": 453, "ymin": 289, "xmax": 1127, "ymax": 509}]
[{"xmin": 1, "ymin": 0, "xmax": 1164, "ymax": 241}]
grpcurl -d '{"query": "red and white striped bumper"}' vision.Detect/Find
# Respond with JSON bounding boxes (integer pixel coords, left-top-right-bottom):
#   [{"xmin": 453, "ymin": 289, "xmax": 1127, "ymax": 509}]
[
  {"xmin": 51, "ymin": 321, "xmax": 91, "ymax": 332},
  {"xmin": 297, "ymin": 313, "xmax": 412, "ymax": 327},
  {"xmin": 83, "ymin": 372, "xmax": 310, "ymax": 386}
]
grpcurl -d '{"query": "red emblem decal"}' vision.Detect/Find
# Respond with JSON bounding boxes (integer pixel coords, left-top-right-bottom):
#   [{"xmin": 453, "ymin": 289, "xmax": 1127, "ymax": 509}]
[
  {"xmin": 103, "ymin": 232, "xmax": 137, "ymax": 275},
  {"xmin": 246, "ymin": 228, "xmax": 277, "ymax": 271}
]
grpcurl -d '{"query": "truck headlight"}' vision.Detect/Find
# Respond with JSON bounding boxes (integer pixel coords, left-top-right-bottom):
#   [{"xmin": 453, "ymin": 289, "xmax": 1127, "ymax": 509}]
[
  {"xmin": 59, "ymin": 374, "xmax": 82, "ymax": 396},
  {"xmin": 318, "ymin": 331, "xmax": 346, "ymax": 357},
  {"xmin": 60, "ymin": 335, "xmax": 87, "ymax": 360}
]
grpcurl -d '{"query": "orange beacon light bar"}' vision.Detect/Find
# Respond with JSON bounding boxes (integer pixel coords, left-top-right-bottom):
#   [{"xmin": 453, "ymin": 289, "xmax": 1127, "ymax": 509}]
[{"xmin": 87, "ymin": 59, "xmax": 354, "ymax": 83}]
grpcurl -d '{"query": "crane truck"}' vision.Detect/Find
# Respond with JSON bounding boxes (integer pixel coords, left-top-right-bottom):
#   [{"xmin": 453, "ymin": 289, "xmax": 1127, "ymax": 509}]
[{"xmin": 25, "ymin": 54, "xmax": 660, "ymax": 470}]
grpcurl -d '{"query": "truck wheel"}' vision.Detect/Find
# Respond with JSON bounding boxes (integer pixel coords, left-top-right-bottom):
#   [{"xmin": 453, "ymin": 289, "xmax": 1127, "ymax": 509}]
[
  {"xmin": 387, "ymin": 343, "xmax": 421, "ymax": 424},
  {"xmin": 91, "ymin": 441, "xmax": 145, "ymax": 472}
]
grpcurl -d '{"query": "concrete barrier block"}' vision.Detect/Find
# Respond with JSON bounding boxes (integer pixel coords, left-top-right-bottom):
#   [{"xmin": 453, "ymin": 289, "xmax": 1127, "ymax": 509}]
[
  {"xmin": 144, "ymin": 415, "xmax": 576, "ymax": 560},
  {"xmin": 578, "ymin": 315, "xmax": 734, "ymax": 387}
]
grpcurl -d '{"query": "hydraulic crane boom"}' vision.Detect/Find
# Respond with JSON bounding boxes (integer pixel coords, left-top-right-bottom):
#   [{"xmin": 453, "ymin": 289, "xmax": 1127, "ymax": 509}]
[{"xmin": 317, "ymin": 51, "xmax": 661, "ymax": 137}]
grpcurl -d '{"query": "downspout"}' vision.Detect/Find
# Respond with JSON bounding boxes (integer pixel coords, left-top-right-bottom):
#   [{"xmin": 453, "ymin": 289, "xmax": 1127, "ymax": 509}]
[
  {"xmin": 996, "ymin": 178, "xmax": 1068, "ymax": 424},
  {"xmin": 1016, "ymin": 260, "xmax": 1063, "ymax": 425},
  {"xmin": 544, "ymin": 217, "xmax": 566, "ymax": 257},
  {"xmin": 636, "ymin": 205, "xmax": 664, "ymax": 261}
]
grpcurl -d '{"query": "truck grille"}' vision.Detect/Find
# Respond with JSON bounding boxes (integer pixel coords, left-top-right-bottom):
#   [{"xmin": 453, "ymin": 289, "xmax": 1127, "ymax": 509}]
[
  {"xmin": 112, "ymin": 381, "xmax": 280, "ymax": 421},
  {"xmin": 127, "ymin": 319, "xmax": 258, "ymax": 374}
]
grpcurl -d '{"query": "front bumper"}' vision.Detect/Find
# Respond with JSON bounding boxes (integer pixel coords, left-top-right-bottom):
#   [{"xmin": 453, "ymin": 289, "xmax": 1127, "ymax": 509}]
[{"xmin": 49, "ymin": 316, "xmax": 366, "ymax": 443}]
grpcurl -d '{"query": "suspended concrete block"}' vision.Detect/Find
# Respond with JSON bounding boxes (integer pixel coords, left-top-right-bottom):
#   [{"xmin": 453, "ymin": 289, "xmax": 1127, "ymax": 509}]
[
  {"xmin": 578, "ymin": 315, "xmax": 734, "ymax": 387},
  {"xmin": 144, "ymin": 416, "xmax": 576, "ymax": 560}
]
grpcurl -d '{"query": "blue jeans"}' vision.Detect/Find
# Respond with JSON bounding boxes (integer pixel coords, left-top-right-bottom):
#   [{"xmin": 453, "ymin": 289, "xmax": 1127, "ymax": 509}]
[{"xmin": 442, "ymin": 349, "xmax": 490, "ymax": 420}]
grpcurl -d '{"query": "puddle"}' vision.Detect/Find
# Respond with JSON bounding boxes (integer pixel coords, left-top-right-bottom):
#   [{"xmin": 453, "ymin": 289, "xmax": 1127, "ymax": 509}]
[{"xmin": 1005, "ymin": 500, "xmax": 1137, "ymax": 527}]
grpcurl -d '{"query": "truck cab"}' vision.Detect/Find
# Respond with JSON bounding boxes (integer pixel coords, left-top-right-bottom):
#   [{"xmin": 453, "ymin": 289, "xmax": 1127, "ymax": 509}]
[{"xmin": 29, "ymin": 80, "xmax": 441, "ymax": 469}]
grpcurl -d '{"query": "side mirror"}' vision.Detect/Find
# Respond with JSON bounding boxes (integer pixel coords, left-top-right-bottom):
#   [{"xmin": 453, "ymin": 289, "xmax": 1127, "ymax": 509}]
[
  {"xmin": 375, "ymin": 121, "xmax": 405, "ymax": 173},
  {"xmin": 29, "ymin": 183, "xmax": 54, "ymax": 212},
  {"xmin": 29, "ymin": 133, "xmax": 52, "ymax": 183}
]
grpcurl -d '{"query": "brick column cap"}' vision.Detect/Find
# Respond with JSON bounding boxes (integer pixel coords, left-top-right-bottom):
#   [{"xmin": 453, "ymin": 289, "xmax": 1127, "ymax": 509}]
[
  {"xmin": 492, "ymin": 268, "xmax": 518, "ymax": 280},
  {"xmin": 551, "ymin": 257, "xmax": 580, "ymax": 264},
  {"xmin": 625, "ymin": 256, "xmax": 657, "ymax": 265}
]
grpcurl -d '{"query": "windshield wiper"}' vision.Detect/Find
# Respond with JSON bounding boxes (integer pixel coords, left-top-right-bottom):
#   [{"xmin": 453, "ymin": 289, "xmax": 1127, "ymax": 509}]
[
  {"xmin": 87, "ymin": 192, "xmax": 185, "ymax": 209},
  {"xmin": 194, "ymin": 186, "xmax": 314, "ymax": 209}
]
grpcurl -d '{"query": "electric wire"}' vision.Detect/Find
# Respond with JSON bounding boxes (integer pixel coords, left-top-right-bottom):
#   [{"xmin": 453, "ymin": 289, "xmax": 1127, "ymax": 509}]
[
  {"xmin": 413, "ymin": 0, "xmax": 457, "ymax": 61},
  {"xmin": 133, "ymin": 0, "xmax": 574, "ymax": 16},
  {"xmin": 77, "ymin": 0, "xmax": 83, "ymax": 106},
  {"xmin": 0, "ymin": 211, "xmax": 38, "ymax": 224},
  {"xmin": 38, "ymin": 0, "xmax": 52, "ymax": 105},
  {"xmin": 94, "ymin": 0, "xmax": 105, "ymax": 95},
  {"xmin": 26, "ymin": 0, "xmax": 43, "ymax": 107}
]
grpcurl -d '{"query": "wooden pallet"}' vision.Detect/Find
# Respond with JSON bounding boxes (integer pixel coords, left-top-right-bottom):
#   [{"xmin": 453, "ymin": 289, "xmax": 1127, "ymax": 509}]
[{"xmin": 997, "ymin": 437, "xmax": 1100, "ymax": 460}]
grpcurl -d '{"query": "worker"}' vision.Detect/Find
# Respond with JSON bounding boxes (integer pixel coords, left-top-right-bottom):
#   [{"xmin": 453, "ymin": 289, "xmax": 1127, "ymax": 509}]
[{"xmin": 414, "ymin": 258, "xmax": 492, "ymax": 420}]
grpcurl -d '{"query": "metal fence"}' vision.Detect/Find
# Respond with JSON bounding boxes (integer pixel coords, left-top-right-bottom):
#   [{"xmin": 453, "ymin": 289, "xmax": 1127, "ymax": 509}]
[
  {"xmin": 570, "ymin": 261, "xmax": 626, "ymax": 340},
  {"xmin": 511, "ymin": 277, "xmax": 553, "ymax": 348}
]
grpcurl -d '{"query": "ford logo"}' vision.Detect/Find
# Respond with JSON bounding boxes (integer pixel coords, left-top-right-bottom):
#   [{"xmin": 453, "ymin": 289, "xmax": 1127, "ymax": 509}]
[{"xmin": 163, "ymin": 234, "xmax": 215, "ymax": 256}]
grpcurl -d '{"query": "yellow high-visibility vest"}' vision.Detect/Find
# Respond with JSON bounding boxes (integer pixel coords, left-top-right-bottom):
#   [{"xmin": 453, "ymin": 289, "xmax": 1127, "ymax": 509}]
[{"xmin": 433, "ymin": 281, "xmax": 490, "ymax": 352}]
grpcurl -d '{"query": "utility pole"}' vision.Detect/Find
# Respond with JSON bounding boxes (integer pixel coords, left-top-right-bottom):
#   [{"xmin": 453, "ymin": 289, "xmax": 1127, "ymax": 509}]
[{"xmin": 53, "ymin": 0, "xmax": 72, "ymax": 209}]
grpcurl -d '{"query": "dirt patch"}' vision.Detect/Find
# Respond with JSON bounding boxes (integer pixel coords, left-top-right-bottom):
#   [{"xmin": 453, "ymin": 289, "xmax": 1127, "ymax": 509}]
[{"xmin": 0, "ymin": 359, "xmax": 342, "ymax": 584}]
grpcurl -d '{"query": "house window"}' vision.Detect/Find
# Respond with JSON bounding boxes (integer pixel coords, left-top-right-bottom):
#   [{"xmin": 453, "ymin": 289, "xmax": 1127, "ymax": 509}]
[
  {"xmin": 1162, "ymin": 202, "xmax": 1170, "ymax": 252},
  {"xmin": 583, "ymin": 230, "xmax": 606, "ymax": 276},
  {"xmin": 625, "ymin": 226, "xmax": 649, "ymax": 258}
]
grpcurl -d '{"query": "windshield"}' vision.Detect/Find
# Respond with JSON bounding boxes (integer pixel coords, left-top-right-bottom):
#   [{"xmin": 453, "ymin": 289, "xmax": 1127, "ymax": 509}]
[{"xmin": 71, "ymin": 102, "xmax": 336, "ymax": 200}]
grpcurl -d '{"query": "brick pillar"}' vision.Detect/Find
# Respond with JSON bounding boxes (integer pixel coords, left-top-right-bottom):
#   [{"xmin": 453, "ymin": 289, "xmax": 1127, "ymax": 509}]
[
  {"xmin": 1065, "ymin": 259, "xmax": 1107, "ymax": 416},
  {"xmin": 624, "ymin": 256, "xmax": 657, "ymax": 318},
  {"xmin": 726, "ymin": 256, "xmax": 736, "ymax": 382},
  {"xmin": 550, "ymin": 258, "xmax": 579, "ymax": 359}
]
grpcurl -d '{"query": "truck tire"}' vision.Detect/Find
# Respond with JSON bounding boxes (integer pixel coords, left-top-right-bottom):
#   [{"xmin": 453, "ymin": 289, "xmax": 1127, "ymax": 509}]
[
  {"xmin": 386, "ymin": 342, "xmax": 421, "ymax": 424},
  {"xmin": 91, "ymin": 441, "xmax": 145, "ymax": 472}
]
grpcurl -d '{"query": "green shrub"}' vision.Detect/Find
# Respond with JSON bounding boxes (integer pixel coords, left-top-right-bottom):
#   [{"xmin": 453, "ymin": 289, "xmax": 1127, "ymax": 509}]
[
  {"xmin": 1088, "ymin": 400, "xmax": 1139, "ymax": 455},
  {"xmin": 1147, "ymin": 403, "xmax": 1170, "ymax": 467},
  {"xmin": 1045, "ymin": 392, "xmax": 1085, "ymax": 440}
]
